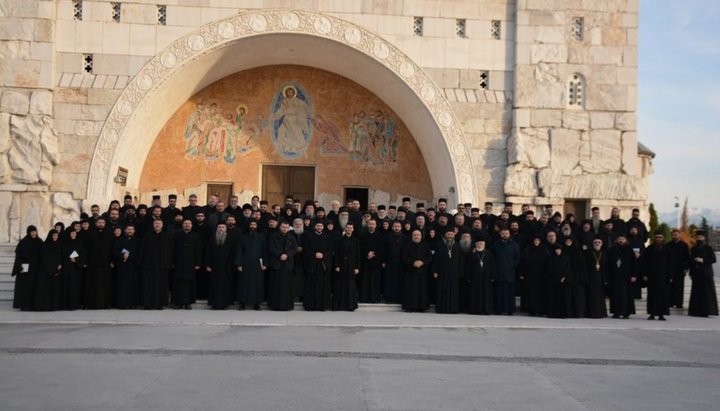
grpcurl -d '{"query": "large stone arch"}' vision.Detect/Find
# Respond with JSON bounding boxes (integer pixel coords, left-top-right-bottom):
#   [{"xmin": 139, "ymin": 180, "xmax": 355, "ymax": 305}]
[{"xmin": 87, "ymin": 9, "xmax": 476, "ymax": 205}]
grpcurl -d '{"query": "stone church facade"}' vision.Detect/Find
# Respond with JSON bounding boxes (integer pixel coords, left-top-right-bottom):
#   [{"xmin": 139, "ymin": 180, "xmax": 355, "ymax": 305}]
[{"xmin": 0, "ymin": 0, "xmax": 652, "ymax": 242}]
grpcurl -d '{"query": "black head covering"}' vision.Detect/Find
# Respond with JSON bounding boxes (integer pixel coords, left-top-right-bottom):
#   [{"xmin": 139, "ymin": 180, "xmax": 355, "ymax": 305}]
[{"xmin": 26, "ymin": 225, "xmax": 37, "ymax": 234}]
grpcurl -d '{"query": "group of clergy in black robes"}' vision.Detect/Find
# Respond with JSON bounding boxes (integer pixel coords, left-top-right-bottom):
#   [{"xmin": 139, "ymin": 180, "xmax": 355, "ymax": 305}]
[{"xmin": 11, "ymin": 195, "xmax": 719, "ymax": 319}]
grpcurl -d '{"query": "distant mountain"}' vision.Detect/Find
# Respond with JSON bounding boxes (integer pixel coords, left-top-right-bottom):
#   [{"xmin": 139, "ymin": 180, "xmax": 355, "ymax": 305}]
[{"xmin": 658, "ymin": 208, "xmax": 720, "ymax": 228}]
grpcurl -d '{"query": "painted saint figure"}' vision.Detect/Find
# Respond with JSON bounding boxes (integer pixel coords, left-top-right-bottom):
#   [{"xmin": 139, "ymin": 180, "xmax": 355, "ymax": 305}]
[{"xmin": 270, "ymin": 84, "xmax": 313, "ymax": 158}]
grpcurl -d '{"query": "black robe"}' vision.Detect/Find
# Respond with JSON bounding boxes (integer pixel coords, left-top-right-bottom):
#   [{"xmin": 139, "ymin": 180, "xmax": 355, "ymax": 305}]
[
  {"xmin": 518, "ymin": 245, "xmax": 548, "ymax": 316},
  {"xmin": 332, "ymin": 234, "xmax": 361, "ymax": 311},
  {"xmin": 401, "ymin": 241, "xmax": 433, "ymax": 312},
  {"xmin": 138, "ymin": 231, "xmax": 173, "ymax": 309},
  {"xmin": 35, "ymin": 236, "xmax": 63, "ymax": 311},
  {"xmin": 608, "ymin": 244, "xmax": 637, "ymax": 317},
  {"xmin": 383, "ymin": 233, "xmax": 406, "ymax": 304},
  {"xmin": 359, "ymin": 230, "xmax": 386, "ymax": 303},
  {"xmin": 62, "ymin": 237, "xmax": 87, "ymax": 310},
  {"xmin": 302, "ymin": 231, "xmax": 333, "ymax": 311},
  {"xmin": 234, "ymin": 231, "xmax": 268, "ymax": 305},
  {"xmin": 464, "ymin": 249, "xmax": 496, "ymax": 314},
  {"xmin": 12, "ymin": 235, "xmax": 42, "ymax": 310},
  {"xmin": 171, "ymin": 230, "xmax": 202, "ymax": 305},
  {"xmin": 566, "ymin": 243, "xmax": 588, "ymax": 318},
  {"xmin": 688, "ymin": 243, "xmax": 718, "ymax": 317},
  {"xmin": 205, "ymin": 237, "xmax": 236, "ymax": 309},
  {"xmin": 583, "ymin": 248, "xmax": 608, "ymax": 318},
  {"xmin": 641, "ymin": 244, "xmax": 671, "ymax": 316},
  {"xmin": 113, "ymin": 235, "xmax": 140, "ymax": 309},
  {"xmin": 292, "ymin": 231, "xmax": 305, "ymax": 300},
  {"xmin": 267, "ymin": 232, "xmax": 298, "ymax": 311},
  {"xmin": 666, "ymin": 240, "xmax": 690, "ymax": 308},
  {"xmin": 432, "ymin": 240, "xmax": 463, "ymax": 314},
  {"xmin": 85, "ymin": 228, "xmax": 115, "ymax": 309},
  {"xmin": 546, "ymin": 252, "xmax": 573, "ymax": 319}
]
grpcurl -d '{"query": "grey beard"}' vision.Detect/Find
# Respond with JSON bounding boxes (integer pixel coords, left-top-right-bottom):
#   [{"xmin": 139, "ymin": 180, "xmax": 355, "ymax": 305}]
[
  {"xmin": 460, "ymin": 239, "xmax": 472, "ymax": 253},
  {"xmin": 293, "ymin": 226, "xmax": 304, "ymax": 236},
  {"xmin": 445, "ymin": 238, "xmax": 455, "ymax": 248},
  {"xmin": 339, "ymin": 215, "xmax": 349, "ymax": 229},
  {"xmin": 215, "ymin": 231, "xmax": 226, "ymax": 246},
  {"xmin": 562, "ymin": 230, "xmax": 572, "ymax": 237},
  {"xmin": 593, "ymin": 245, "xmax": 602, "ymax": 251}
]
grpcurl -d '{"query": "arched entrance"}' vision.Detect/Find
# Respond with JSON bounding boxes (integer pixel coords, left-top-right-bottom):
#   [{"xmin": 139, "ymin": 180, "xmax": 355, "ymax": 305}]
[{"xmin": 87, "ymin": 9, "xmax": 476, "ymax": 205}]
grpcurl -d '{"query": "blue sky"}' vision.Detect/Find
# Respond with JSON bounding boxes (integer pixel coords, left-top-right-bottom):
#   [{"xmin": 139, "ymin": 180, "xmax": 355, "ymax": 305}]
[{"xmin": 639, "ymin": 0, "xmax": 720, "ymax": 212}]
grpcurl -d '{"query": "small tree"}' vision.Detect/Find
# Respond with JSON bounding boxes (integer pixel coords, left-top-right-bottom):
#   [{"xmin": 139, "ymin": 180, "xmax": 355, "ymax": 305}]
[
  {"xmin": 648, "ymin": 203, "xmax": 659, "ymax": 236},
  {"xmin": 656, "ymin": 222, "xmax": 671, "ymax": 239},
  {"xmin": 700, "ymin": 216, "xmax": 710, "ymax": 240}
]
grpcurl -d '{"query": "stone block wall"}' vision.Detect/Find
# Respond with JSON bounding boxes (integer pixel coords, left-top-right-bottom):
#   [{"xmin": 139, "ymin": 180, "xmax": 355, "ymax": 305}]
[{"xmin": 507, "ymin": 0, "xmax": 649, "ymax": 220}]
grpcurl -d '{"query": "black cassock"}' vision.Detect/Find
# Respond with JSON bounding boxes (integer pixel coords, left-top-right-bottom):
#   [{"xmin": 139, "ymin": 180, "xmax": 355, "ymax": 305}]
[
  {"xmin": 546, "ymin": 252, "xmax": 573, "ymax": 319},
  {"xmin": 401, "ymin": 241, "xmax": 433, "ymax": 312},
  {"xmin": 267, "ymin": 232, "xmax": 298, "ymax": 311},
  {"xmin": 292, "ymin": 232, "xmax": 305, "ymax": 300},
  {"xmin": 666, "ymin": 239, "xmax": 690, "ymax": 308},
  {"xmin": 35, "ymin": 235, "xmax": 63, "ymax": 311},
  {"xmin": 464, "ymin": 249, "xmax": 496, "ymax": 315},
  {"xmin": 583, "ymin": 249, "xmax": 608, "ymax": 318},
  {"xmin": 432, "ymin": 240, "xmax": 463, "ymax": 314},
  {"xmin": 566, "ymin": 244, "xmax": 588, "ymax": 318},
  {"xmin": 85, "ymin": 228, "xmax": 115, "ymax": 309},
  {"xmin": 171, "ymin": 230, "xmax": 202, "ymax": 306},
  {"xmin": 138, "ymin": 231, "xmax": 173, "ymax": 309},
  {"xmin": 12, "ymin": 234, "xmax": 42, "ymax": 310},
  {"xmin": 359, "ymin": 230, "xmax": 386, "ymax": 303},
  {"xmin": 688, "ymin": 243, "xmax": 719, "ymax": 317},
  {"xmin": 62, "ymin": 237, "xmax": 86, "ymax": 310},
  {"xmin": 608, "ymin": 245, "xmax": 637, "ymax": 317},
  {"xmin": 303, "ymin": 231, "xmax": 333, "ymax": 311},
  {"xmin": 332, "ymin": 234, "xmax": 361, "ymax": 311},
  {"xmin": 383, "ymin": 233, "xmax": 406, "ymax": 304},
  {"xmin": 113, "ymin": 235, "xmax": 140, "ymax": 309},
  {"xmin": 518, "ymin": 244, "xmax": 548, "ymax": 316},
  {"xmin": 205, "ymin": 237, "xmax": 236, "ymax": 309},
  {"xmin": 641, "ymin": 244, "xmax": 671, "ymax": 316},
  {"xmin": 234, "ymin": 231, "xmax": 268, "ymax": 305}
]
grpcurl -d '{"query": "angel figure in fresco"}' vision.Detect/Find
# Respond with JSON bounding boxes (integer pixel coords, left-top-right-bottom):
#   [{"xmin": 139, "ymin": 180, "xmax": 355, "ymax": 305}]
[
  {"xmin": 184, "ymin": 102, "xmax": 209, "ymax": 157},
  {"xmin": 314, "ymin": 114, "xmax": 348, "ymax": 155}
]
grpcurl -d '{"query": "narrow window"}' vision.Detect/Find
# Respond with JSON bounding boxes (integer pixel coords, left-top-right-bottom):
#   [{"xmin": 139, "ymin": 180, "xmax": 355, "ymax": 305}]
[
  {"xmin": 491, "ymin": 20, "xmax": 501, "ymax": 40},
  {"xmin": 571, "ymin": 17, "xmax": 584, "ymax": 41},
  {"xmin": 112, "ymin": 3, "xmax": 121, "ymax": 23},
  {"xmin": 73, "ymin": 1, "xmax": 83, "ymax": 21},
  {"xmin": 479, "ymin": 71, "xmax": 489, "ymax": 90},
  {"xmin": 413, "ymin": 17, "xmax": 423, "ymax": 36},
  {"xmin": 157, "ymin": 5, "xmax": 167, "ymax": 26},
  {"xmin": 83, "ymin": 54, "xmax": 94, "ymax": 74},
  {"xmin": 456, "ymin": 19, "xmax": 466, "ymax": 38},
  {"xmin": 568, "ymin": 73, "xmax": 585, "ymax": 108}
]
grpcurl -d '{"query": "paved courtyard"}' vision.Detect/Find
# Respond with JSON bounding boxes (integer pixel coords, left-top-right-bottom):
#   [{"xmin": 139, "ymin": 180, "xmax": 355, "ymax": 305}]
[{"xmin": 0, "ymin": 302, "xmax": 718, "ymax": 411}]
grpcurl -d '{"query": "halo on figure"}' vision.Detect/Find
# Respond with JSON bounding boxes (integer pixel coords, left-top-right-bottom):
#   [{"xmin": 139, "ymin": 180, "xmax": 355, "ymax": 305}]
[
  {"xmin": 283, "ymin": 85, "xmax": 297, "ymax": 98},
  {"xmin": 235, "ymin": 104, "xmax": 248, "ymax": 115}
]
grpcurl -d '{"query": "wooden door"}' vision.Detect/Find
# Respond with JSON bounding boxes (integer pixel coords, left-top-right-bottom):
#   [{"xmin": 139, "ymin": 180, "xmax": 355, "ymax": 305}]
[
  {"xmin": 207, "ymin": 183, "xmax": 233, "ymax": 205},
  {"xmin": 262, "ymin": 165, "xmax": 315, "ymax": 206},
  {"xmin": 563, "ymin": 200, "xmax": 587, "ymax": 220}
]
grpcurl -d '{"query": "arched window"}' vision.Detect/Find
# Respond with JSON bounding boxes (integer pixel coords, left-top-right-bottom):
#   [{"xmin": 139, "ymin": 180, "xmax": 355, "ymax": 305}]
[{"xmin": 568, "ymin": 73, "xmax": 585, "ymax": 108}]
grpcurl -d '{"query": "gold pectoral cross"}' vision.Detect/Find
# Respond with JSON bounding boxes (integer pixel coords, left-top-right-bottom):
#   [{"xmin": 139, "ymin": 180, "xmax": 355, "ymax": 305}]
[{"xmin": 595, "ymin": 263, "xmax": 600, "ymax": 271}]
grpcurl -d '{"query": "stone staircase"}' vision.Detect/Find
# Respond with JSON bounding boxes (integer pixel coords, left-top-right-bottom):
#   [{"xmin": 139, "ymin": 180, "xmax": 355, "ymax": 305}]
[{"xmin": 0, "ymin": 244, "xmax": 15, "ymax": 303}]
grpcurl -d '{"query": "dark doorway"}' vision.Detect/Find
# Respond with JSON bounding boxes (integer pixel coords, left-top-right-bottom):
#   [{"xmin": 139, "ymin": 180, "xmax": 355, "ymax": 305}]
[
  {"xmin": 262, "ymin": 165, "xmax": 315, "ymax": 206},
  {"xmin": 206, "ymin": 183, "xmax": 233, "ymax": 205},
  {"xmin": 344, "ymin": 187, "xmax": 369, "ymax": 211},
  {"xmin": 563, "ymin": 200, "xmax": 588, "ymax": 220}
]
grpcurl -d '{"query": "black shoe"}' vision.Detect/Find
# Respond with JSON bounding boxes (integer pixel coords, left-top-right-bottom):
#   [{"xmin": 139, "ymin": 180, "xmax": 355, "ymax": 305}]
[
  {"xmin": 184, "ymin": 305, "xmax": 192, "ymax": 310},
  {"xmin": 254, "ymin": 304, "xmax": 261, "ymax": 311},
  {"xmin": 647, "ymin": 315, "xmax": 655, "ymax": 320},
  {"xmin": 238, "ymin": 304, "xmax": 245, "ymax": 311},
  {"xmin": 621, "ymin": 315, "xmax": 629, "ymax": 319},
  {"xmin": 612, "ymin": 314, "xmax": 620, "ymax": 319},
  {"xmin": 658, "ymin": 316, "xmax": 666, "ymax": 321}
]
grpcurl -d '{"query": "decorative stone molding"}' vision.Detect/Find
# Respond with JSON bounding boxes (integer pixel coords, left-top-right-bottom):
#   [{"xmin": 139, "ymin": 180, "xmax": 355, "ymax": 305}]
[{"xmin": 87, "ymin": 9, "xmax": 476, "ymax": 203}]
